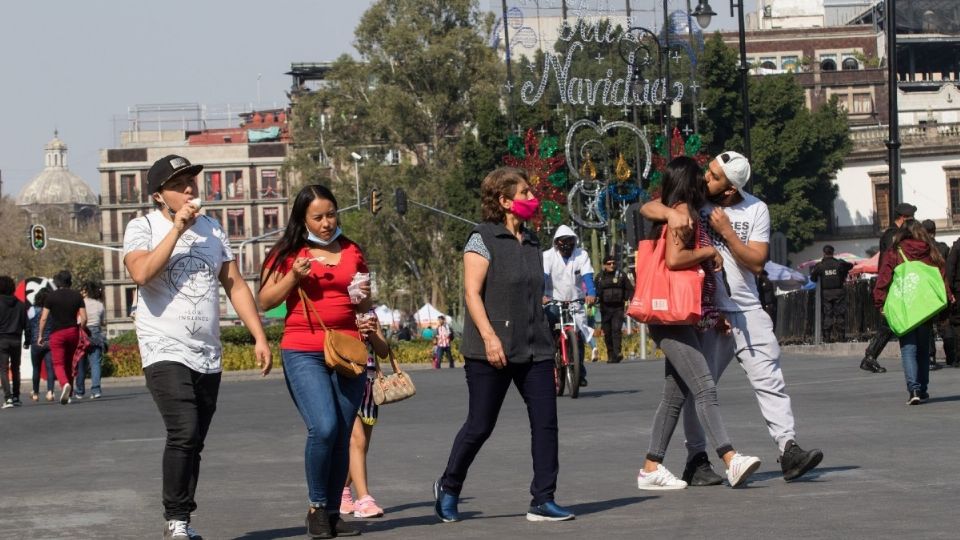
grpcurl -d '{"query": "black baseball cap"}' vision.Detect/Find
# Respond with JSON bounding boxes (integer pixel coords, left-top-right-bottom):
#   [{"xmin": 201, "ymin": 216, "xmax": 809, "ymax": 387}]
[
  {"xmin": 147, "ymin": 154, "xmax": 203, "ymax": 194},
  {"xmin": 895, "ymin": 203, "xmax": 917, "ymax": 218},
  {"xmin": 603, "ymin": 254, "xmax": 616, "ymax": 263}
]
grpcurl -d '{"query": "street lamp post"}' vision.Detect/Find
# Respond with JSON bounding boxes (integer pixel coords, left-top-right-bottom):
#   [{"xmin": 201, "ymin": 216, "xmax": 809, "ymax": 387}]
[
  {"xmin": 692, "ymin": 0, "xmax": 752, "ymax": 181},
  {"xmin": 350, "ymin": 151, "xmax": 362, "ymax": 208},
  {"xmin": 885, "ymin": 0, "xmax": 902, "ymax": 226}
]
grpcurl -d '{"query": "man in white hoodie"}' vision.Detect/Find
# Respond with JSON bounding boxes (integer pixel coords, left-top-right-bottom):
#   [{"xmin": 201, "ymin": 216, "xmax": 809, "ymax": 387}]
[{"xmin": 543, "ymin": 225, "xmax": 596, "ymax": 386}]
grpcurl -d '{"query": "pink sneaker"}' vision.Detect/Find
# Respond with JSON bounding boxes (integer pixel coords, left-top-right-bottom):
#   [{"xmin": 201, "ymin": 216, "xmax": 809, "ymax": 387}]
[
  {"xmin": 353, "ymin": 495, "xmax": 384, "ymax": 518},
  {"xmin": 340, "ymin": 487, "xmax": 355, "ymax": 515}
]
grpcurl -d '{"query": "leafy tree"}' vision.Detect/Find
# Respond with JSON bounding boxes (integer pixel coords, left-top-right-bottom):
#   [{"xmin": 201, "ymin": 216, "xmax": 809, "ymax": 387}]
[
  {"xmin": 0, "ymin": 196, "xmax": 103, "ymax": 284},
  {"xmin": 698, "ymin": 33, "xmax": 851, "ymax": 251},
  {"xmin": 286, "ymin": 0, "xmax": 504, "ymax": 315}
]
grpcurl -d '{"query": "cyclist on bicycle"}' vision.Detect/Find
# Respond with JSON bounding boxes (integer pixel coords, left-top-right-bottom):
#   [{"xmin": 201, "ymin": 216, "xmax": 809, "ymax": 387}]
[{"xmin": 542, "ymin": 225, "xmax": 596, "ymax": 387}]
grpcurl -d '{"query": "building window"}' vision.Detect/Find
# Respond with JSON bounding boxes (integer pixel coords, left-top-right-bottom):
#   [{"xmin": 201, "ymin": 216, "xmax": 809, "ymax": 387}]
[
  {"xmin": 227, "ymin": 208, "xmax": 246, "ymax": 239},
  {"xmin": 206, "ymin": 209, "xmax": 223, "ymax": 225},
  {"xmin": 781, "ymin": 56, "xmax": 799, "ymax": 72},
  {"xmin": 842, "ymin": 57, "xmax": 859, "ymax": 70},
  {"xmin": 125, "ymin": 287, "xmax": 137, "ymax": 318},
  {"xmin": 260, "ymin": 169, "xmax": 280, "ymax": 198},
  {"xmin": 874, "ymin": 183, "xmax": 890, "ymax": 230},
  {"xmin": 760, "ymin": 57, "xmax": 777, "ymax": 70},
  {"xmin": 205, "ymin": 172, "xmax": 223, "ymax": 201},
  {"xmin": 263, "ymin": 207, "xmax": 280, "ymax": 232},
  {"xmin": 226, "ymin": 171, "xmax": 245, "ymax": 200},
  {"xmin": 120, "ymin": 174, "xmax": 138, "ymax": 203},
  {"xmin": 121, "ymin": 211, "xmax": 138, "ymax": 232},
  {"xmin": 852, "ymin": 93, "xmax": 873, "ymax": 114},
  {"xmin": 950, "ymin": 178, "xmax": 960, "ymax": 222},
  {"xmin": 820, "ymin": 55, "xmax": 837, "ymax": 71}
]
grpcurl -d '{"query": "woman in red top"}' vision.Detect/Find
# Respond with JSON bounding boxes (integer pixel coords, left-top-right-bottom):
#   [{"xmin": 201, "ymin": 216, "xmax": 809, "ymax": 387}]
[
  {"xmin": 260, "ymin": 184, "xmax": 372, "ymax": 539},
  {"xmin": 873, "ymin": 219, "xmax": 952, "ymax": 405}
]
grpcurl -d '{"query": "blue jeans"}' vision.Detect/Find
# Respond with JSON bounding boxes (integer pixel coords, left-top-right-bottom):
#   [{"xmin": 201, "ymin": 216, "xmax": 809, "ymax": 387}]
[
  {"xmin": 282, "ymin": 349, "xmax": 365, "ymax": 512},
  {"xmin": 30, "ymin": 345, "xmax": 55, "ymax": 394},
  {"xmin": 75, "ymin": 328, "xmax": 104, "ymax": 396},
  {"xmin": 899, "ymin": 322, "xmax": 931, "ymax": 393}
]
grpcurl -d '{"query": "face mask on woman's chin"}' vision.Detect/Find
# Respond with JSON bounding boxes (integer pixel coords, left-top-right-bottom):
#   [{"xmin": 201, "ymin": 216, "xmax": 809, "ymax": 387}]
[{"xmin": 306, "ymin": 226, "xmax": 342, "ymax": 247}]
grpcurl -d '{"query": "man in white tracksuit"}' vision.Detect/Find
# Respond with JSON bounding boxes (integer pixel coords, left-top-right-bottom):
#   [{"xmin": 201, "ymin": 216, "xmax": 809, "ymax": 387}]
[
  {"xmin": 543, "ymin": 225, "xmax": 596, "ymax": 387},
  {"xmin": 641, "ymin": 151, "xmax": 823, "ymax": 486}
]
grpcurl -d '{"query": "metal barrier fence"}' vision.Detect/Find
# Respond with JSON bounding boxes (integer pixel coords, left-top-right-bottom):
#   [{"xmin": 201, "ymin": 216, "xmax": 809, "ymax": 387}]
[{"xmin": 773, "ymin": 278, "xmax": 882, "ymax": 345}]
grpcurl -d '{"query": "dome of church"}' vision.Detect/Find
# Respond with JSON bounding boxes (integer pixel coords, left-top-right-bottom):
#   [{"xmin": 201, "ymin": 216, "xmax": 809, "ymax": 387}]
[{"xmin": 17, "ymin": 132, "xmax": 97, "ymax": 206}]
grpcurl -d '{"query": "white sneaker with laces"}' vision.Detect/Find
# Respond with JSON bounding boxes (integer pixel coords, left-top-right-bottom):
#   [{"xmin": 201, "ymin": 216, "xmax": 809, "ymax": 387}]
[
  {"xmin": 726, "ymin": 453, "xmax": 761, "ymax": 488},
  {"xmin": 165, "ymin": 520, "xmax": 189, "ymax": 539},
  {"xmin": 637, "ymin": 464, "xmax": 688, "ymax": 490}
]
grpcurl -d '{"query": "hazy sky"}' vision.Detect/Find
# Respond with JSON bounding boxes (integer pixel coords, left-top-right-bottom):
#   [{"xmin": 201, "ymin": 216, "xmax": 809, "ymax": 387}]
[{"xmin": 0, "ymin": 0, "xmax": 750, "ymax": 199}]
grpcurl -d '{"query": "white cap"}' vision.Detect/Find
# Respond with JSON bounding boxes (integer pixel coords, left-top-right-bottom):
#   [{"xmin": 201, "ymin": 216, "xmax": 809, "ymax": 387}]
[{"xmin": 715, "ymin": 151, "xmax": 751, "ymax": 193}]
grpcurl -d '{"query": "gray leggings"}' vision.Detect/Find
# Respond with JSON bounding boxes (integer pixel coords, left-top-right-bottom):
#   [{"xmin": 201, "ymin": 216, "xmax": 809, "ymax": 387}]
[{"xmin": 646, "ymin": 325, "xmax": 733, "ymax": 462}]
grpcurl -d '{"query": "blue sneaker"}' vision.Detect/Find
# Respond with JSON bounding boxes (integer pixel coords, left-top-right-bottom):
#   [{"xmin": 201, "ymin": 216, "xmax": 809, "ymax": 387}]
[
  {"xmin": 526, "ymin": 501, "xmax": 575, "ymax": 522},
  {"xmin": 433, "ymin": 479, "xmax": 460, "ymax": 523}
]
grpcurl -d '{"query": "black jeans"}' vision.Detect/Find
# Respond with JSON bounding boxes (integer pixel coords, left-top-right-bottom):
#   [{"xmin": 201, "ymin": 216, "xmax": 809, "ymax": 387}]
[
  {"xmin": 441, "ymin": 358, "xmax": 559, "ymax": 506},
  {"xmin": 0, "ymin": 338, "xmax": 22, "ymax": 401},
  {"xmin": 144, "ymin": 362, "xmax": 221, "ymax": 522},
  {"xmin": 600, "ymin": 306, "xmax": 625, "ymax": 362},
  {"xmin": 865, "ymin": 316, "xmax": 895, "ymax": 359},
  {"xmin": 821, "ymin": 288, "xmax": 846, "ymax": 342}
]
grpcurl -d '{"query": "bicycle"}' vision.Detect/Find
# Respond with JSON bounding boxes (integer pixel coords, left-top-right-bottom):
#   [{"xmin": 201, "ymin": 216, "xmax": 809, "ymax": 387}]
[{"xmin": 545, "ymin": 299, "xmax": 585, "ymax": 399}]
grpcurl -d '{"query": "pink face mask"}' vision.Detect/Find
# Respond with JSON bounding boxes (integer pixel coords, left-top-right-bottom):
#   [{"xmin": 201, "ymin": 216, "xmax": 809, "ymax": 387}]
[{"xmin": 510, "ymin": 197, "xmax": 540, "ymax": 221}]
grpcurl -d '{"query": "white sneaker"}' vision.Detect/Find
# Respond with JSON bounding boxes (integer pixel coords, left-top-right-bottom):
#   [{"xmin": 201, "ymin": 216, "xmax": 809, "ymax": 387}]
[
  {"xmin": 726, "ymin": 453, "xmax": 761, "ymax": 488},
  {"xmin": 60, "ymin": 383, "xmax": 72, "ymax": 405},
  {"xmin": 164, "ymin": 520, "xmax": 189, "ymax": 539},
  {"xmin": 591, "ymin": 347, "xmax": 599, "ymax": 362},
  {"xmin": 637, "ymin": 464, "xmax": 688, "ymax": 490}
]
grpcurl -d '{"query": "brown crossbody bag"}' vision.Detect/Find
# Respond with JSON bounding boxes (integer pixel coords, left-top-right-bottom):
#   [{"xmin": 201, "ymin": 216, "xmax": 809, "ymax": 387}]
[{"xmin": 297, "ymin": 286, "xmax": 367, "ymax": 377}]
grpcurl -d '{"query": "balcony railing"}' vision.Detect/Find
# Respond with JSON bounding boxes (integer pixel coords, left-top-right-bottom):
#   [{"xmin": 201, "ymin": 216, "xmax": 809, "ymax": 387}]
[{"xmin": 850, "ymin": 122, "xmax": 960, "ymax": 151}]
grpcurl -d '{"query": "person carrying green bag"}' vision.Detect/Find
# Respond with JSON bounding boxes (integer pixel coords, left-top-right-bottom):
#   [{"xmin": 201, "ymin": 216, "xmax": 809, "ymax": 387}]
[{"xmin": 874, "ymin": 219, "xmax": 954, "ymax": 405}]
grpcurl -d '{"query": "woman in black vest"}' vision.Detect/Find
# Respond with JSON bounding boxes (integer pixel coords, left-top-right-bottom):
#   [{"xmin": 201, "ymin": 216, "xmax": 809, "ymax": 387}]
[{"xmin": 433, "ymin": 167, "xmax": 573, "ymax": 523}]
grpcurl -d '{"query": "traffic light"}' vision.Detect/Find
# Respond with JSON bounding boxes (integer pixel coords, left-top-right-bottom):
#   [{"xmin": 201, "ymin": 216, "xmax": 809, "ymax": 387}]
[
  {"xmin": 369, "ymin": 188, "xmax": 382, "ymax": 215},
  {"xmin": 30, "ymin": 224, "xmax": 47, "ymax": 251},
  {"xmin": 395, "ymin": 188, "xmax": 408, "ymax": 216}
]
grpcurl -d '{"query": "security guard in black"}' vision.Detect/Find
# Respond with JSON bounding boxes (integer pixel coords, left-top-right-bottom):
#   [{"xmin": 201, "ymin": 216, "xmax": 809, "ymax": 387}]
[{"xmin": 810, "ymin": 245, "xmax": 853, "ymax": 342}]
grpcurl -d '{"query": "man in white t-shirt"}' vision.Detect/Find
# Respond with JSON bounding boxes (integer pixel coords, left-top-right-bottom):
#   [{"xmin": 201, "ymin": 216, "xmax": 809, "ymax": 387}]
[
  {"xmin": 641, "ymin": 151, "xmax": 822, "ymax": 485},
  {"xmin": 124, "ymin": 154, "xmax": 272, "ymax": 540},
  {"xmin": 543, "ymin": 225, "xmax": 596, "ymax": 386}
]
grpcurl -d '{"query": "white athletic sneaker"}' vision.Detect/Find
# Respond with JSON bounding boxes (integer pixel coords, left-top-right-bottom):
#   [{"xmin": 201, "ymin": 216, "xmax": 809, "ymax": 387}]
[
  {"xmin": 164, "ymin": 520, "xmax": 189, "ymax": 539},
  {"xmin": 726, "ymin": 453, "xmax": 762, "ymax": 488},
  {"xmin": 637, "ymin": 464, "xmax": 688, "ymax": 490}
]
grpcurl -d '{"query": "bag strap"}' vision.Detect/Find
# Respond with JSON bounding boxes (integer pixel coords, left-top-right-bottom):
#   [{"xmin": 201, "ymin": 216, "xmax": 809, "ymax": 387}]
[
  {"xmin": 897, "ymin": 247, "xmax": 910, "ymax": 263},
  {"xmin": 374, "ymin": 342, "xmax": 402, "ymax": 379},
  {"xmin": 297, "ymin": 286, "xmax": 330, "ymax": 333}
]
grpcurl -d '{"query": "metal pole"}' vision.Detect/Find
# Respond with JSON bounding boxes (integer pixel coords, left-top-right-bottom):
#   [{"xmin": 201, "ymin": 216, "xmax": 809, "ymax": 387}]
[
  {"xmin": 686, "ymin": 0, "xmax": 699, "ymax": 133},
  {"xmin": 662, "ymin": 0, "xmax": 671, "ymax": 138},
  {"xmin": 886, "ymin": 0, "xmax": 901, "ymax": 225},
  {"xmin": 502, "ymin": 0, "xmax": 515, "ymax": 127},
  {"xmin": 353, "ymin": 159, "xmax": 361, "ymax": 208},
  {"xmin": 734, "ymin": 0, "xmax": 752, "ymax": 168}
]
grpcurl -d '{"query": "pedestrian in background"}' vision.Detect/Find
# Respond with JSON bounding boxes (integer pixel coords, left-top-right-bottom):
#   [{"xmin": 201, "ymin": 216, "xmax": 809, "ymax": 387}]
[
  {"xmin": 596, "ymin": 254, "xmax": 632, "ymax": 363},
  {"xmin": 38, "ymin": 270, "xmax": 86, "ymax": 405},
  {"xmin": 873, "ymin": 219, "xmax": 951, "ymax": 405},
  {"xmin": 435, "ymin": 167, "xmax": 574, "ymax": 523},
  {"xmin": 434, "ymin": 315, "xmax": 454, "ymax": 368},
  {"xmin": 922, "ymin": 219, "xmax": 951, "ymax": 370},
  {"xmin": 74, "ymin": 281, "xmax": 106, "ymax": 399},
  {"xmin": 860, "ymin": 203, "xmax": 917, "ymax": 373},
  {"xmin": 259, "ymin": 183, "xmax": 372, "ymax": 540},
  {"xmin": 810, "ymin": 245, "xmax": 853, "ymax": 342},
  {"xmin": 0, "ymin": 275, "xmax": 28, "ymax": 409},
  {"xmin": 944, "ymin": 231, "xmax": 960, "ymax": 367},
  {"xmin": 125, "ymin": 154, "xmax": 271, "ymax": 540},
  {"xmin": 24, "ymin": 288, "xmax": 55, "ymax": 401}
]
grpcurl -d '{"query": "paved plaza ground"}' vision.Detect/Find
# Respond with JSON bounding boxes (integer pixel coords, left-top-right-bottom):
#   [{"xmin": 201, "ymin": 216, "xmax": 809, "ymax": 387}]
[{"xmin": 3, "ymin": 352, "xmax": 957, "ymax": 539}]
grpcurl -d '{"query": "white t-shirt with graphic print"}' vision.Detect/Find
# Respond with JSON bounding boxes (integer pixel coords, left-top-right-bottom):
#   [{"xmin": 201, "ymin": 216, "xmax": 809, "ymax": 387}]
[
  {"xmin": 700, "ymin": 193, "xmax": 770, "ymax": 312},
  {"xmin": 123, "ymin": 210, "xmax": 233, "ymax": 373}
]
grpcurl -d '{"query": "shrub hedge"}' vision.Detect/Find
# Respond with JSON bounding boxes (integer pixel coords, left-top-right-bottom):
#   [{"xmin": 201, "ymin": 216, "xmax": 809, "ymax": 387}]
[{"xmin": 102, "ymin": 326, "xmax": 659, "ymax": 377}]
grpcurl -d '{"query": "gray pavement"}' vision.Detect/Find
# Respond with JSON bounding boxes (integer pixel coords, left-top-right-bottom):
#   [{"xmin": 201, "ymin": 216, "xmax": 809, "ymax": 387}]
[{"xmin": 3, "ymin": 353, "xmax": 958, "ymax": 539}]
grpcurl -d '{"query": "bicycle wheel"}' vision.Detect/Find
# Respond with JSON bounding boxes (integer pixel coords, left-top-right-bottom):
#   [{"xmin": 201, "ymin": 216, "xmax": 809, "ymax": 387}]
[
  {"xmin": 554, "ymin": 342, "xmax": 566, "ymax": 396},
  {"xmin": 564, "ymin": 327, "xmax": 581, "ymax": 398}
]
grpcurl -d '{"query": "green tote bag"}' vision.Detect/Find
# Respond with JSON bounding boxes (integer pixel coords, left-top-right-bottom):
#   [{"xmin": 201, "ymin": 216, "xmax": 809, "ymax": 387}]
[{"xmin": 882, "ymin": 247, "xmax": 948, "ymax": 336}]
